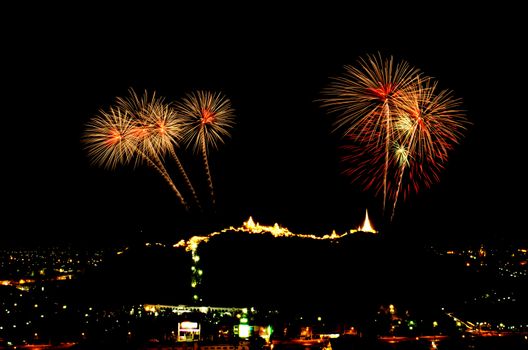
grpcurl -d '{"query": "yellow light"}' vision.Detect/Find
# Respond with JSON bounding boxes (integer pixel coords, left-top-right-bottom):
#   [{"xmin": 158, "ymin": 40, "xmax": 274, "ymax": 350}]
[
  {"xmin": 181, "ymin": 321, "xmax": 199, "ymax": 329},
  {"xmin": 144, "ymin": 305, "xmax": 157, "ymax": 312},
  {"xmin": 239, "ymin": 324, "xmax": 250, "ymax": 338},
  {"xmin": 245, "ymin": 217, "xmax": 256, "ymax": 230},
  {"xmin": 359, "ymin": 209, "xmax": 377, "ymax": 233}
]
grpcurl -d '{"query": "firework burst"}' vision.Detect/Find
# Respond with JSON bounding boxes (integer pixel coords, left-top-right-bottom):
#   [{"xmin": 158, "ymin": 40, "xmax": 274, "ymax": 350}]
[
  {"xmin": 117, "ymin": 89, "xmax": 201, "ymax": 209},
  {"xmin": 85, "ymin": 90, "xmax": 188, "ymax": 210},
  {"xmin": 321, "ymin": 53, "xmax": 422, "ymax": 210},
  {"xmin": 175, "ymin": 91, "xmax": 235, "ymax": 207},
  {"xmin": 322, "ymin": 54, "xmax": 469, "ymax": 220},
  {"xmin": 83, "ymin": 107, "xmax": 136, "ymax": 170}
]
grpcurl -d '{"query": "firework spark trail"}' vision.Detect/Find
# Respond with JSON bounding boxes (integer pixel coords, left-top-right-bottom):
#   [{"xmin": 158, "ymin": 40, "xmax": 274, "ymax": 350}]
[
  {"xmin": 322, "ymin": 54, "xmax": 469, "ymax": 220},
  {"xmin": 138, "ymin": 94, "xmax": 201, "ymax": 208},
  {"xmin": 382, "ymin": 101, "xmax": 391, "ymax": 211},
  {"xmin": 126, "ymin": 119, "xmax": 190, "ymax": 210},
  {"xmin": 175, "ymin": 91, "xmax": 235, "ymax": 209},
  {"xmin": 200, "ymin": 127, "xmax": 214, "ymax": 207},
  {"xmin": 390, "ymin": 82, "xmax": 426, "ymax": 220},
  {"xmin": 168, "ymin": 146, "xmax": 201, "ymax": 209},
  {"xmin": 137, "ymin": 147, "xmax": 189, "ymax": 210},
  {"xmin": 391, "ymin": 123, "xmax": 418, "ymax": 222}
]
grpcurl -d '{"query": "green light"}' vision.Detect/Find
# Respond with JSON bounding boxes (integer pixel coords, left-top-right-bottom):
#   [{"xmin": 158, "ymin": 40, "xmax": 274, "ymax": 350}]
[
  {"xmin": 240, "ymin": 317, "xmax": 248, "ymax": 324},
  {"xmin": 193, "ymin": 295, "xmax": 199, "ymax": 300}
]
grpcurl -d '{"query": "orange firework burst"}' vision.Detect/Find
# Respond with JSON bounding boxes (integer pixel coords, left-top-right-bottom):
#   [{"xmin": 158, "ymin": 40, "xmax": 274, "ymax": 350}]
[
  {"xmin": 175, "ymin": 91, "xmax": 235, "ymax": 207},
  {"xmin": 117, "ymin": 89, "xmax": 200, "ymax": 209},
  {"xmin": 84, "ymin": 88, "xmax": 235, "ymax": 212},
  {"xmin": 116, "ymin": 89, "xmax": 181, "ymax": 156},
  {"xmin": 85, "ymin": 90, "xmax": 193, "ymax": 211},
  {"xmin": 322, "ymin": 54, "xmax": 469, "ymax": 220},
  {"xmin": 83, "ymin": 107, "xmax": 136, "ymax": 170}
]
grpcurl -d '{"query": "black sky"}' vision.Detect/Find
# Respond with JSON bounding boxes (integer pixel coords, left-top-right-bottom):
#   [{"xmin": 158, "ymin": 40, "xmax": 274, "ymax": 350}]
[{"xmin": 3, "ymin": 7, "xmax": 527, "ymax": 246}]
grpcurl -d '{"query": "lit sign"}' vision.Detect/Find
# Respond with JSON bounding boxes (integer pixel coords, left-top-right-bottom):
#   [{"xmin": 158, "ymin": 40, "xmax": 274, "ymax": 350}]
[
  {"xmin": 180, "ymin": 321, "xmax": 199, "ymax": 330},
  {"xmin": 239, "ymin": 324, "xmax": 250, "ymax": 338}
]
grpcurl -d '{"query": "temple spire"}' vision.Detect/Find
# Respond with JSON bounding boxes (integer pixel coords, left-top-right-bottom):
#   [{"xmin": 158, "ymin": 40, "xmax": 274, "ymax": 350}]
[{"xmin": 359, "ymin": 209, "xmax": 377, "ymax": 233}]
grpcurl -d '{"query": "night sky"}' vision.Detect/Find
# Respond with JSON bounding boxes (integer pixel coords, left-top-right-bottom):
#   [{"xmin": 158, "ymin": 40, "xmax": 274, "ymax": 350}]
[{"xmin": 4, "ymin": 8, "xmax": 526, "ymax": 246}]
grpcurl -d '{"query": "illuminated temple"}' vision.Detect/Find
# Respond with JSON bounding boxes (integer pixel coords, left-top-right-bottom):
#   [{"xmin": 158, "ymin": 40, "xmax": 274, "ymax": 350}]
[
  {"xmin": 357, "ymin": 209, "xmax": 377, "ymax": 233},
  {"xmin": 174, "ymin": 209, "xmax": 377, "ymax": 253}
]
